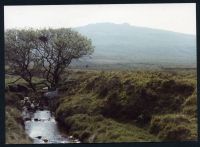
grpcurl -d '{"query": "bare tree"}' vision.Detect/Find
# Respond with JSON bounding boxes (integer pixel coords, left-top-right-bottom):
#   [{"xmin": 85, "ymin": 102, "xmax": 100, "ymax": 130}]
[{"xmin": 35, "ymin": 28, "xmax": 94, "ymax": 88}]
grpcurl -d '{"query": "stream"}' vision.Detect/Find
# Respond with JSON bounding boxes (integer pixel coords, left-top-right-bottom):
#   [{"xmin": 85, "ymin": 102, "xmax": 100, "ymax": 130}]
[{"xmin": 21, "ymin": 97, "xmax": 80, "ymax": 144}]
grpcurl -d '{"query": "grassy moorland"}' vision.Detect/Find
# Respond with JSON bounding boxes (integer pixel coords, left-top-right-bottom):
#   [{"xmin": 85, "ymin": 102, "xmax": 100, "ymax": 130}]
[
  {"xmin": 55, "ymin": 69, "xmax": 197, "ymax": 142},
  {"xmin": 5, "ymin": 69, "xmax": 197, "ymax": 143}
]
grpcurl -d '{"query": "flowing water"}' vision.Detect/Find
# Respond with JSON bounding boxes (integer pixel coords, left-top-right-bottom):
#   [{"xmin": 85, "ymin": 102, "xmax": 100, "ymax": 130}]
[{"xmin": 22, "ymin": 98, "xmax": 79, "ymax": 144}]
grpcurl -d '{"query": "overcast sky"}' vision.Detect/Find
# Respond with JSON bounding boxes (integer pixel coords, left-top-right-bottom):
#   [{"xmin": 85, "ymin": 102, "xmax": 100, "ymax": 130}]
[{"xmin": 4, "ymin": 3, "xmax": 196, "ymax": 35}]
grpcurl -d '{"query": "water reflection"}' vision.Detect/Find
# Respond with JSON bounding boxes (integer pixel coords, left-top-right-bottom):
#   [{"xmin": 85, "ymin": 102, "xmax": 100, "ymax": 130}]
[{"xmin": 23, "ymin": 108, "xmax": 78, "ymax": 144}]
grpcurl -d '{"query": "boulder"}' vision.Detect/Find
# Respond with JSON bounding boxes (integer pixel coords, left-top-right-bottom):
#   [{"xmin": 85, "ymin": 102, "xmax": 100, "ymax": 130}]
[
  {"xmin": 25, "ymin": 118, "xmax": 31, "ymax": 121},
  {"xmin": 36, "ymin": 136, "xmax": 42, "ymax": 139},
  {"xmin": 43, "ymin": 139, "xmax": 48, "ymax": 143},
  {"xmin": 34, "ymin": 118, "xmax": 39, "ymax": 121}
]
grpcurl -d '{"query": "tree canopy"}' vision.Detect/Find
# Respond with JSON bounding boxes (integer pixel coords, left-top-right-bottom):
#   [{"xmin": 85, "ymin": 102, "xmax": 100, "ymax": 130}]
[{"xmin": 5, "ymin": 28, "xmax": 94, "ymax": 90}]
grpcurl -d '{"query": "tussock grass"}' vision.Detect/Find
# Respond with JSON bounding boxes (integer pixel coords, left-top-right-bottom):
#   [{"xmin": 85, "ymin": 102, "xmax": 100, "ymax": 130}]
[
  {"xmin": 56, "ymin": 69, "xmax": 197, "ymax": 142},
  {"xmin": 149, "ymin": 114, "xmax": 197, "ymax": 141},
  {"xmin": 63, "ymin": 114, "xmax": 158, "ymax": 143}
]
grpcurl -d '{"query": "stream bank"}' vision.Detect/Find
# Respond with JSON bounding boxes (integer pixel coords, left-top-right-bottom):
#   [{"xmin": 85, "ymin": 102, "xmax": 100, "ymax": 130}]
[
  {"xmin": 5, "ymin": 82, "xmax": 80, "ymax": 144},
  {"xmin": 21, "ymin": 96, "xmax": 80, "ymax": 144}
]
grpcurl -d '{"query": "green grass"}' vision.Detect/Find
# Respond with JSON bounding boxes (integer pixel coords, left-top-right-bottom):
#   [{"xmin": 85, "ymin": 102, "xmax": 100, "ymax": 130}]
[
  {"xmin": 56, "ymin": 69, "xmax": 197, "ymax": 142},
  {"xmin": 5, "ymin": 76, "xmax": 26, "ymax": 85},
  {"xmin": 5, "ymin": 75, "xmax": 44, "ymax": 86},
  {"xmin": 5, "ymin": 69, "xmax": 196, "ymax": 143},
  {"xmin": 56, "ymin": 93, "xmax": 159, "ymax": 142}
]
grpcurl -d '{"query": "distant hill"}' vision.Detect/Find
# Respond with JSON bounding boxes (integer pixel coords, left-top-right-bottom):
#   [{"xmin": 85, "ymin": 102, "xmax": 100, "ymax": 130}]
[{"xmin": 71, "ymin": 23, "xmax": 196, "ymax": 69}]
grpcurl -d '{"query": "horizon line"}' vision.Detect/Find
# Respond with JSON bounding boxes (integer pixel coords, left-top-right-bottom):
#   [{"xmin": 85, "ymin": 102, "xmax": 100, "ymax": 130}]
[{"xmin": 4, "ymin": 22, "xmax": 196, "ymax": 36}]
